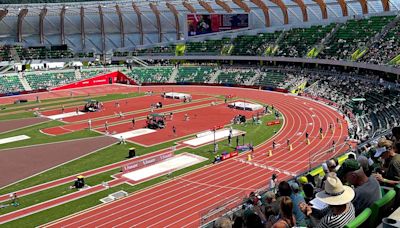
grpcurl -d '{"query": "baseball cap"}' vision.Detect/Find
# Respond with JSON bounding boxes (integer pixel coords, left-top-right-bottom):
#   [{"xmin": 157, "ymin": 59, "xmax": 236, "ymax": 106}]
[
  {"xmin": 337, "ymin": 159, "xmax": 361, "ymax": 179},
  {"xmin": 374, "ymin": 147, "xmax": 388, "ymax": 157},
  {"xmin": 290, "ymin": 182, "xmax": 300, "ymax": 191},
  {"xmin": 298, "ymin": 176, "xmax": 308, "ymax": 184}
]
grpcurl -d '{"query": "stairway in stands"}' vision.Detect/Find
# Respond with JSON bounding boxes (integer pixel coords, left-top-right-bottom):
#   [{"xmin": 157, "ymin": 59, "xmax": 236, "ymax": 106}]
[{"xmin": 18, "ymin": 72, "xmax": 32, "ymax": 91}]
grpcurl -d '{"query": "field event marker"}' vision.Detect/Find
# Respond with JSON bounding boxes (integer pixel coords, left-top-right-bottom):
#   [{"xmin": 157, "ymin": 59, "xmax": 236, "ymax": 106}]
[
  {"xmin": 45, "ymin": 111, "xmax": 85, "ymax": 120},
  {"xmin": 110, "ymin": 129, "xmax": 156, "ymax": 139},
  {"xmin": 0, "ymin": 135, "xmax": 30, "ymax": 145}
]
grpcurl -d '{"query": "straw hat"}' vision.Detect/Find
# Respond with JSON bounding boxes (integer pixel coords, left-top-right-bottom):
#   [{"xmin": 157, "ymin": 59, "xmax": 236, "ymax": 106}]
[{"xmin": 316, "ymin": 172, "xmax": 354, "ymax": 206}]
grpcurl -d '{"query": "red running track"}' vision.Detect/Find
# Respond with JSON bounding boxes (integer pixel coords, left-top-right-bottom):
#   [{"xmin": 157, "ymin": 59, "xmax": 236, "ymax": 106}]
[
  {"xmin": 41, "ymin": 95, "xmax": 212, "ymax": 136},
  {"xmin": 99, "ymin": 103, "xmax": 260, "ymax": 146},
  {"xmin": 45, "ymin": 86, "xmax": 350, "ymax": 228}
]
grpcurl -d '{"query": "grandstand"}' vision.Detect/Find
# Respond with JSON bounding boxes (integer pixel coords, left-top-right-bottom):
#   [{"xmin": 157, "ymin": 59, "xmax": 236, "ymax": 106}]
[{"xmin": 0, "ymin": 0, "xmax": 399, "ymax": 227}]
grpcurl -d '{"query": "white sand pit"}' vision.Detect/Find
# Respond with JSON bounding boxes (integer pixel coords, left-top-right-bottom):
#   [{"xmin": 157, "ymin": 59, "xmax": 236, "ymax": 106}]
[
  {"xmin": 163, "ymin": 92, "xmax": 191, "ymax": 99},
  {"xmin": 0, "ymin": 135, "xmax": 30, "ymax": 145},
  {"xmin": 183, "ymin": 129, "xmax": 244, "ymax": 146},
  {"xmin": 45, "ymin": 111, "xmax": 85, "ymax": 120},
  {"xmin": 122, "ymin": 153, "xmax": 207, "ymax": 181},
  {"xmin": 111, "ymin": 128, "xmax": 156, "ymax": 139},
  {"xmin": 228, "ymin": 102, "xmax": 263, "ymax": 111}
]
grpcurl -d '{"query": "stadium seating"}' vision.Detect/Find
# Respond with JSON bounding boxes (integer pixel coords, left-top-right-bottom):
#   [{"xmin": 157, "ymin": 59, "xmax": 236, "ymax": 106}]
[
  {"xmin": 134, "ymin": 46, "xmax": 176, "ymax": 56},
  {"xmin": 127, "ymin": 67, "xmax": 173, "ymax": 83},
  {"xmin": 175, "ymin": 66, "xmax": 216, "ymax": 83},
  {"xmin": 24, "ymin": 71, "xmax": 76, "ymax": 90},
  {"xmin": 369, "ymin": 189, "xmax": 396, "ymax": 227},
  {"xmin": 231, "ymin": 32, "xmax": 281, "ymax": 56},
  {"xmin": 276, "ymin": 24, "xmax": 335, "ymax": 57},
  {"xmin": 186, "ymin": 39, "xmax": 231, "ymax": 55},
  {"xmin": 360, "ymin": 21, "xmax": 400, "ymax": 65},
  {"xmin": 0, "ymin": 74, "xmax": 24, "ymax": 93},
  {"xmin": 319, "ymin": 16, "xmax": 394, "ymax": 60},
  {"xmin": 217, "ymin": 68, "xmax": 257, "ymax": 85},
  {"xmin": 344, "ymin": 208, "xmax": 371, "ymax": 228}
]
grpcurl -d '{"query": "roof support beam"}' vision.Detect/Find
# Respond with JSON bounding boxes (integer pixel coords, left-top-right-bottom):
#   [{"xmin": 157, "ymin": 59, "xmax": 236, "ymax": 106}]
[
  {"xmin": 132, "ymin": 3, "xmax": 144, "ymax": 45},
  {"xmin": 80, "ymin": 6, "xmax": 85, "ymax": 49},
  {"xmin": 115, "ymin": 4, "xmax": 125, "ymax": 47},
  {"xmin": 60, "ymin": 6, "xmax": 66, "ymax": 45},
  {"xmin": 250, "ymin": 0, "xmax": 270, "ymax": 27},
  {"xmin": 215, "ymin": 0, "xmax": 233, "ymax": 13},
  {"xmin": 198, "ymin": 0, "xmax": 215, "ymax": 13},
  {"xmin": 313, "ymin": 0, "xmax": 328, "ymax": 19},
  {"xmin": 232, "ymin": 0, "xmax": 251, "ymax": 12},
  {"xmin": 270, "ymin": 0, "xmax": 289, "ymax": 24},
  {"xmin": 166, "ymin": 2, "xmax": 181, "ymax": 40},
  {"xmin": 183, "ymin": 1, "xmax": 197, "ymax": 13},
  {"xmin": 0, "ymin": 9, "xmax": 8, "ymax": 22},
  {"xmin": 337, "ymin": 0, "xmax": 348, "ymax": 16},
  {"xmin": 381, "ymin": 0, "xmax": 390, "ymax": 11},
  {"xmin": 17, "ymin": 8, "xmax": 28, "ymax": 43},
  {"xmin": 98, "ymin": 5, "xmax": 105, "ymax": 53},
  {"xmin": 39, "ymin": 7, "xmax": 47, "ymax": 44},
  {"xmin": 150, "ymin": 3, "xmax": 162, "ymax": 43},
  {"xmin": 291, "ymin": 0, "xmax": 308, "ymax": 22},
  {"xmin": 358, "ymin": 0, "xmax": 368, "ymax": 14}
]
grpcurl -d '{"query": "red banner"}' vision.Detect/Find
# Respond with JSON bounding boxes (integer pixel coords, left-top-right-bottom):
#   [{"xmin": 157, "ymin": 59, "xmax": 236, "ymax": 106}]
[
  {"xmin": 121, "ymin": 152, "xmax": 173, "ymax": 173},
  {"xmin": 221, "ymin": 151, "xmax": 239, "ymax": 161},
  {"xmin": 51, "ymin": 71, "xmax": 136, "ymax": 91},
  {"xmin": 266, "ymin": 120, "xmax": 281, "ymax": 126}
]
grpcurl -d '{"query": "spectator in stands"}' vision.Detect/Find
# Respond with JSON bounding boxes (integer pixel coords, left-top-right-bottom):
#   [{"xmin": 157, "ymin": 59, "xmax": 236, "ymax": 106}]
[
  {"xmin": 392, "ymin": 126, "xmax": 400, "ymax": 143},
  {"xmin": 357, "ymin": 155, "xmax": 372, "ymax": 177},
  {"xmin": 263, "ymin": 191, "xmax": 279, "ymax": 217},
  {"xmin": 303, "ymin": 183, "xmax": 316, "ymax": 204},
  {"xmin": 327, "ymin": 159, "xmax": 338, "ymax": 173},
  {"xmin": 271, "ymin": 196, "xmax": 296, "ymax": 228},
  {"xmin": 213, "ymin": 216, "xmax": 233, "ymax": 228},
  {"xmin": 300, "ymin": 173, "xmax": 355, "ymax": 228},
  {"xmin": 337, "ymin": 159, "xmax": 381, "ymax": 215},
  {"xmin": 289, "ymin": 182, "xmax": 307, "ymax": 226},
  {"xmin": 373, "ymin": 139, "xmax": 400, "ymax": 186}
]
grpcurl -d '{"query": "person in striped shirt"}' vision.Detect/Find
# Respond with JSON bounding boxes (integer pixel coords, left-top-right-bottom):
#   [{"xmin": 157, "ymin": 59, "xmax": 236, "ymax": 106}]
[{"xmin": 299, "ymin": 172, "xmax": 355, "ymax": 228}]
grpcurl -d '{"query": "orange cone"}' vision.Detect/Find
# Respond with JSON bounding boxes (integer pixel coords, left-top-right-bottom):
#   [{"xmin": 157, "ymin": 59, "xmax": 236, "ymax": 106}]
[
  {"xmin": 289, "ymin": 144, "xmax": 293, "ymax": 151},
  {"xmin": 268, "ymin": 150, "xmax": 273, "ymax": 157},
  {"xmin": 306, "ymin": 139, "xmax": 310, "ymax": 145},
  {"xmin": 247, "ymin": 154, "xmax": 252, "ymax": 161}
]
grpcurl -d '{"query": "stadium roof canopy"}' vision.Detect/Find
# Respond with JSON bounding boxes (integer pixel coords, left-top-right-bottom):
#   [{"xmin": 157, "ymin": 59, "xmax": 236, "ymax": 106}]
[{"xmin": 0, "ymin": 0, "xmax": 399, "ymax": 53}]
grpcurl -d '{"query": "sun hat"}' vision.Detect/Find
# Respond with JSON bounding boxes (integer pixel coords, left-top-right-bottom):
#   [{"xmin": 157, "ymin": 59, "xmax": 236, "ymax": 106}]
[
  {"xmin": 337, "ymin": 159, "xmax": 361, "ymax": 179},
  {"xmin": 316, "ymin": 172, "xmax": 355, "ymax": 206}
]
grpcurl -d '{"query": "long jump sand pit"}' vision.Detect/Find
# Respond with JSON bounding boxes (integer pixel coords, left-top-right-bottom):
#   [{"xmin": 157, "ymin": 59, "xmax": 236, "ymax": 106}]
[
  {"xmin": 122, "ymin": 153, "xmax": 207, "ymax": 182},
  {"xmin": 183, "ymin": 128, "xmax": 245, "ymax": 147}
]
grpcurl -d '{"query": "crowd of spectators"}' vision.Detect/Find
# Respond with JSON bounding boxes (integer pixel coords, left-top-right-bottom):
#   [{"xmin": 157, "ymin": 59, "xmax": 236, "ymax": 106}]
[{"xmin": 213, "ymin": 127, "xmax": 400, "ymax": 228}]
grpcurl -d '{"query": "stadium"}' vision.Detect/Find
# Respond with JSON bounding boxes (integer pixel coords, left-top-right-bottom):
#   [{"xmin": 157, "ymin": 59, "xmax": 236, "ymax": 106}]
[{"xmin": 0, "ymin": 0, "xmax": 399, "ymax": 227}]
